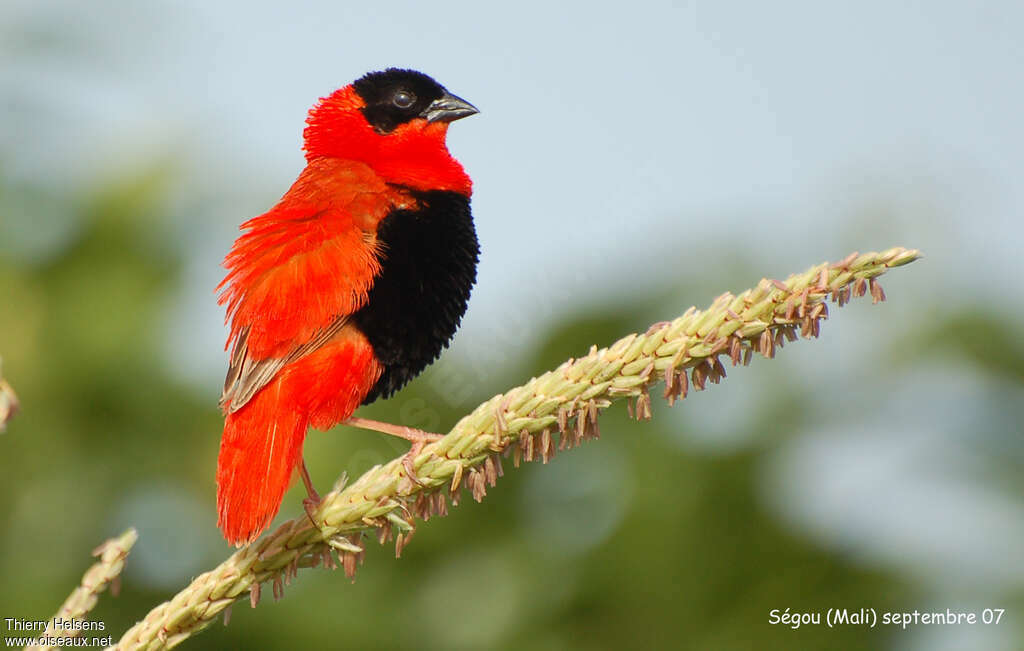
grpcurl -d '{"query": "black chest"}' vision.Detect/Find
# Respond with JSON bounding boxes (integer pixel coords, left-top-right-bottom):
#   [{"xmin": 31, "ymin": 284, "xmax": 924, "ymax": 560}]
[{"xmin": 353, "ymin": 190, "xmax": 478, "ymax": 403}]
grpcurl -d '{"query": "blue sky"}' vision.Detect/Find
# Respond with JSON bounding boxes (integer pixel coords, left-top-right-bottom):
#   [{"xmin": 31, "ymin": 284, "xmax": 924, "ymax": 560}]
[{"xmin": 4, "ymin": 1, "xmax": 1021, "ymax": 390}]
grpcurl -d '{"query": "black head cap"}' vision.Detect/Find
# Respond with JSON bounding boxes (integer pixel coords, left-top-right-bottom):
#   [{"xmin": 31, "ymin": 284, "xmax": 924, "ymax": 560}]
[{"xmin": 352, "ymin": 68, "xmax": 478, "ymax": 133}]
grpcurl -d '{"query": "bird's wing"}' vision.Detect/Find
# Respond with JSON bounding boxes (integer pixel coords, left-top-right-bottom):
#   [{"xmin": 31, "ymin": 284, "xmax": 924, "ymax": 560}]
[
  {"xmin": 220, "ymin": 316, "xmax": 352, "ymax": 413},
  {"xmin": 217, "ymin": 214, "xmax": 382, "ymax": 413},
  {"xmin": 217, "ymin": 161, "xmax": 406, "ymax": 413}
]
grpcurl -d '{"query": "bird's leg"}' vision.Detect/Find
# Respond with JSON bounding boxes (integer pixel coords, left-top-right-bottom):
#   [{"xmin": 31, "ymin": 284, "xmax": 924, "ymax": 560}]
[
  {"xmin": 343, "ymin": 417, "xmax": 443, "ymax": 484},
  {"xmin": 299, "ymin": 459, "xmax": 322, "ymax": 526}
]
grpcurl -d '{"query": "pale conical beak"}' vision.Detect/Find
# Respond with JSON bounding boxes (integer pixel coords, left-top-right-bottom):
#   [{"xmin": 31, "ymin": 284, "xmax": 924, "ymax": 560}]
[{"xmin": 421, "ymin": 92, "xmax": 479, "ymax": 123}]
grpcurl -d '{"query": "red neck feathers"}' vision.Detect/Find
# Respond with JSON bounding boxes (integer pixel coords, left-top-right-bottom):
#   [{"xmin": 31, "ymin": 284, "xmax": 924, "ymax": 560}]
[{"xmin": 302, "ymin": 86, "xmax": 472, "ymax": 196}]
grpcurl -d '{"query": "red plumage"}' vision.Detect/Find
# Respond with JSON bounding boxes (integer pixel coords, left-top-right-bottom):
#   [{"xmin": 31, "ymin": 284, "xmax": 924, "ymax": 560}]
[
  {"xmin": 217, "ymin": 335, "xmax": 380, "ymax": 543},
  {"xmin": 215, "ymin": 71, "xmax": 477, "ymax": 545}
]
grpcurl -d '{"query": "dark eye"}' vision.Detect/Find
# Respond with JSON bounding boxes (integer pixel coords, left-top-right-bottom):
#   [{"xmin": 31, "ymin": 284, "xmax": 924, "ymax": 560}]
[{"xmin": 392, "ymin": 89, "xmax": 416, "ymax": 109}]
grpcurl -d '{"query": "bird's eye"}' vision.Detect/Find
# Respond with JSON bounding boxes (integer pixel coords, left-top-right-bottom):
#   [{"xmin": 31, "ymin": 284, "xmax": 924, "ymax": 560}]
[{"xmin": 392, "ymin": 89, "xmax": 416, "ymax": 109}]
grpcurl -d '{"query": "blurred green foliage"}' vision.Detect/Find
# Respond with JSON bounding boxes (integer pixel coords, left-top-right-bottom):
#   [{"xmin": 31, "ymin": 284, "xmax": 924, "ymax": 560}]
[{"xmin": 2, "ymin": 166, "xmax": 1023, "ymax": 651}]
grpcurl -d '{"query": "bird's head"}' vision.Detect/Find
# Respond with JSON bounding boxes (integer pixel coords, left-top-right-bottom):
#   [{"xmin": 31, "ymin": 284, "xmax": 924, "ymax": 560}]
[{"xmin": 303, "ymin": 68, "xmax": 478, "ymax": 195}]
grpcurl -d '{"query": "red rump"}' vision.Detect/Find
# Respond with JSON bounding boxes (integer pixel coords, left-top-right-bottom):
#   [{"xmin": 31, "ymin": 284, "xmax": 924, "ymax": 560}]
[{"xmin": 217, "ymin": 337, "xmax": 380, "ymax": 545}]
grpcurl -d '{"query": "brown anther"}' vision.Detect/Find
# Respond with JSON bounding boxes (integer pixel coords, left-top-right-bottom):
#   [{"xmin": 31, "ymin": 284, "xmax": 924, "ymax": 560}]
[
  {"xmin": 577, "ymin": 407, "xmax": 588, "ymax": 438},
  {"xmin": 666, "ymin": 385, "xmax": 677, "ymax": 408},
  {"xmin": 691, "ymin": 364, "xmax": 707, "ymax": 391},
  {"xmin": 557, "ymin": 407, "xmax": 568, "ymax": 433},
  {"xmin": 284, "ymin": 558, "xmax": 295, "ymax": 586},
  {"xmin": 541, "ymin": 429, "xmax": 553, "ymax": 463},
  {"xmin": 759, "ymin": 329, "xmax": 774, "ymax": 358},
  {"xmin": 712, "ymin": 356, "xmax": 727, "ymax": 382},
  {"xmin": 413, "ymin": 493, "xmax": 430, "ymax": 520},
  {"xmin": 484, "ymin": 456, "xmax": 498, "ymax": 487},
  {"xmin": 784, "ymin": 298, "xmax": 797, "ymax": 320},
  {"xmin": 343, "ymin": 552, "xmax": 357, "ymax": 580},
  {"xmin": 273, "ymin": 575, "xmax": 284, "ymax": 601},
  {"xmin": 640, "ymin": 393, "xmax": 653, "ymax": 419},
  {"xmin": 710, "ymin": 337, "xmax": 729, "ymax": 355},
  {"xmin": 853, "ymin": 277, "xmax": 867, "ymax": 297},
  {"xmin": 729, "ymin": 336, "xmax": 742, "ymax": 365},
  {"xmin": 249, "ymin": 583, "xmax": 261, "ymax": 609},
  {"xmin": 471, "ymin": 471, "xmax": 487, "ymax": 502},
  {"xmin": 870, "ymin": 278, "xmax": 886, "ymax": 303}
]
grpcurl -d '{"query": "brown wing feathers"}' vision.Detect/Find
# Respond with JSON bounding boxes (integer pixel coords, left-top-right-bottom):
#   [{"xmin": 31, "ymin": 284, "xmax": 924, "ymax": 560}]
[{"xmin": 220, "ymin": 316, "xmax": 351, "ymax": 413}]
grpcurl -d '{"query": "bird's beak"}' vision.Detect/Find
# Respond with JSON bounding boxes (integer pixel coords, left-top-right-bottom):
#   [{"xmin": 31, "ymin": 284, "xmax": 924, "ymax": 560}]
[{"xmin": 421, "ymin": 92, "xmax": 479, "ymax": 123}]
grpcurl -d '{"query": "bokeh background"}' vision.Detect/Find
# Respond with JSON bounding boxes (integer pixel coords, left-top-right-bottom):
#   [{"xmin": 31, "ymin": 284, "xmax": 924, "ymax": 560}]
[{"xmin": 2, "ymin": 1, "xmax": 1023, "ymax": 649}]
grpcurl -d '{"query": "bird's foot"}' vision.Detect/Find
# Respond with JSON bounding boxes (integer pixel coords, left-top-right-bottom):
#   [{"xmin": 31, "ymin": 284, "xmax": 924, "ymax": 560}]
[
  {"xmin": 299, "ymin": 459, "xmax": 323, "ymax": 528},
  {"xmin": 401, "ymin": 435, "xmax": 443, "ymax": 486},
  {"xmin": 303, "ymin": 495, "xmax": 321, "ymax": 527},
  {"xmin": 344, "ymin": 417, "xmax": 443, "ymax": 486}
]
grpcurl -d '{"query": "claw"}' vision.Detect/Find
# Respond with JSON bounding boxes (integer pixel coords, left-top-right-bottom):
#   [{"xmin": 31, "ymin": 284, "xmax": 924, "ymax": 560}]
[
  {"xmin": 303, "ymin": 496, "xmax": 321, "ymax": 527},
  {"xmin": 299, "ymin": 459, "xmax": 322, "ymax": 528},
  {"xmin": 402, "ymin": 441, "xmax": 428, "ymax": 486},
  {"xmin": 343, "ymin": 417, "xmax": 443, "ymax": 487}
]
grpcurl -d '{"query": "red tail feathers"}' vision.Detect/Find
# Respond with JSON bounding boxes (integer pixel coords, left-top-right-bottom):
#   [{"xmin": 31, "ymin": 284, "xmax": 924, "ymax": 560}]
[
  {"xmin": 217, "ymin": 381, "xmax": 307, "ymax": 546},
  {"xmin": 215, "ymin": 336, "xmax": 381, "ymax": 545}
]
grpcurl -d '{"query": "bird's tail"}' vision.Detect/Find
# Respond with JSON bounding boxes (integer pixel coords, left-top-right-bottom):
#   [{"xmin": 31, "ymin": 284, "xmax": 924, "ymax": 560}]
[{"xmin": 217, "ymin": 381, "xmax": 307, "ymax": 546}]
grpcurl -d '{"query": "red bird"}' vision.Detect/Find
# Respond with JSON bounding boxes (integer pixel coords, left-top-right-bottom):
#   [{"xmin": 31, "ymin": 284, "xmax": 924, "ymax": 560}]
[{"xmin": 215, "ymin": 69, "xmax": 479, "ymax": 545}]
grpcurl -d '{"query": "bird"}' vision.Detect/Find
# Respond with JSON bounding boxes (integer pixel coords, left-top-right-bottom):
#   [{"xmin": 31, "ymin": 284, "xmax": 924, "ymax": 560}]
[{"xmin": 215, "ymin": 68, "xmax": 479, "ymax": 545}]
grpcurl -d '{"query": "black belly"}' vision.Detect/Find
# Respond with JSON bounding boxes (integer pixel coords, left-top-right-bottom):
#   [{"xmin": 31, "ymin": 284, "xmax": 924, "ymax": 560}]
[{"xmin": 353, "ymin": 190, "xmax": 479, "ymax": 403}]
